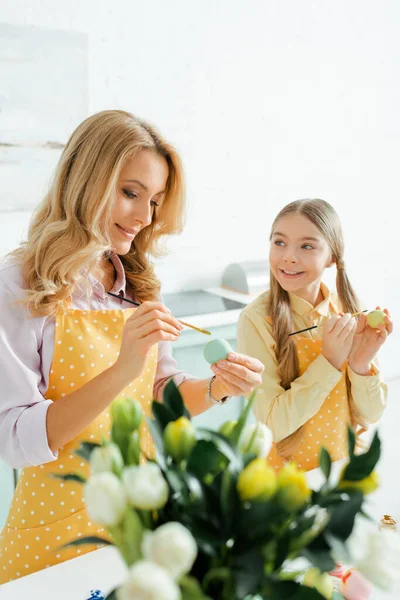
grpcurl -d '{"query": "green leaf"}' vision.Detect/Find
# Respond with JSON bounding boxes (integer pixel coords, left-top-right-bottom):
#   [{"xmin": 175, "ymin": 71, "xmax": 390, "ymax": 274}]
[
  {"xmin": 274, "ymin": 535, "xmax": 290, "ymax": 570},
  {"xmin": 195, "ymin": 428, "xmax": 242, "ymax": 468},
  {"xmin": 51, "ymin": 473, "xmax": 87, "ymax": 484},
  {"xmin": 301, "ymin": 533, "xmax": 335, "ymax": 572},
  {"xmin": 163, "ymin": 378, "xmax": 191, "ymax": 420},
  {"xmin": 104, "ymin": 590, "xmax": 118, "ymax": 600},
  {"xmin": 152, "ymin": 400, "xmax": 177, "ymax": 430},
  {"xmin": 229, "ymin": 391, "xmax": 256, "ymax": 447},
  {"xmin": 146, "ymin": 416, "xmax": 166, "ymax": 468},
  {"xmin": 75, "ymin": 441, "xmax": 101, "ymax": 462},
  {"xmin": 317, "ymin": 492, "xmax": 350, "ymax": 508},
  {"xmin": 111, "ymin": 426, "xmax": 130, "ymax": 463},
  {"xmin": 319, "ymin": 447, "xmax": 332, "ymax": 481},
  {"xmin": 62, "ymin": 536, "xmax": 112, "ymax": 549},
  {"xmin": 326, "ymin": 490, "xmax": 363, "ymax": 540},
  {"xmin": 232, "ymin": 548, "xmax": 265, "ymax": 597},
  {"xmin": 325, "ymin": 531, "xmax": 351, "ymax": 564},
  {"xmin": 120, "ymin": 508, "xmax": 144, "ymax": 565},
  {"xmin": 186, "ymin": 440, "xmax": 229, "ymax": 480},
  {"xmin": 180, "ymin": 575, "xmax": 210, "ymax": 600},
  {"xmin": 288, "ymin": 513, "xmax": 317, "ymax": 538},
  {"xmin": 347, "ymin": 427, "xmax": 356, "ymax": 457},
  {"xmin": 297, "ymin": 585, "xmax": 331, "ymax": 599},
  {"xmin": 342, "ymin": 430, "xmax": 381, "ymax": 481},
  {"xmin": 181, "ymin": 470, "xmax": 206, "ymax": 507},
  {"xmin": 220, "ymin": 466, "xmax": 239, "ymax": 534},
  {"xmin": 263, "ymin": 580, "xmax": 328, "ymax": 600},
  {"xmin": 236, "ymin": 501, "xmax": 286, "ymax": 547},
  {"xmin": 301, "ymin": 548, "xmax": 335, "ymax": 573},
  {"xmin": 203, "ymin": 567, "xmax": 231, "ymax": 591},
  {"xmin": 164, "ymin": 467, "xmax": 205, "ymax": 509}
]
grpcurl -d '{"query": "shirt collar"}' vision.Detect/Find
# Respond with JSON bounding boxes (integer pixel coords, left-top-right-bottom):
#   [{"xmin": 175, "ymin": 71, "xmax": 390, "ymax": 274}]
[
  {"xmin": 289, "ymin": 282, "xmax": 339, "ymax": 318},
  {"xmin": 75, "ymin": 252, "xmax": 127, "ymax": 300}
]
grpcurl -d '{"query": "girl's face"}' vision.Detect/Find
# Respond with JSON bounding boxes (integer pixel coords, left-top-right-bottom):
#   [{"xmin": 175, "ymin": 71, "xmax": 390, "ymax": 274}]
[
  {"xmin": 110, "ymin": 149, "xmax": 169, "ymax": 255},
  {"xmin": 269, "ymin": 212, "xmax": 333, "ymax": 303}
]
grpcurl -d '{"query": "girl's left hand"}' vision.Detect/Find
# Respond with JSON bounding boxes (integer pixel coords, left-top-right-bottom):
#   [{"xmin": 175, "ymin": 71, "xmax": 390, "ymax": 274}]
[
  {"xmin": 210, "ymin": 352, "xmax": 264, "ymax": 398},
  {"xmin": 348, "ymin": 307, "xmax": 393, "ymax": 375}
]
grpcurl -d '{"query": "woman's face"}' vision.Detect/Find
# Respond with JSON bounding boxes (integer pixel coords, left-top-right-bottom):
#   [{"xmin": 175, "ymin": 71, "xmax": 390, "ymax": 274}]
[{"xmin": 111, "ymin": 149, "xmax": 169, "ymax": 254}]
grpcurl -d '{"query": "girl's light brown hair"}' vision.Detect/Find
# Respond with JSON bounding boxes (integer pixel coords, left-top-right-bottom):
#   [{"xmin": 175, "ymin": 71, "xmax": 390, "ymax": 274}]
[
  {"xmin": 267, "ymin": 199, "xmax": 366, "ymax": 458},
  {"xmin": 10, "ymin": 110, "xmax": 185, "ymax": 316}
]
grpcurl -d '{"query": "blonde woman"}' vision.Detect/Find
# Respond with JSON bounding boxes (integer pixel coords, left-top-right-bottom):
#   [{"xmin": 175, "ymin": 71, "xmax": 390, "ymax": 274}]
[
  {"xmin": 237, "ymin": 199, "xmax": 392, "ymax": 472},
  {"xmin": 0, "ymin": 110, "xmax": 263, "ymax": 582}
]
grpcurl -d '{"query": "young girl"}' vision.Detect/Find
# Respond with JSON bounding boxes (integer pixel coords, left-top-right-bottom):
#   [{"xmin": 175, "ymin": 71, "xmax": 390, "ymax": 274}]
[
  {"xmin": 0, "ymin": 110, "xmax": 263, "ymax": 583},
  {"xmin": 237, "ymin": 199, "xmax": 392, "ymax": 472}
]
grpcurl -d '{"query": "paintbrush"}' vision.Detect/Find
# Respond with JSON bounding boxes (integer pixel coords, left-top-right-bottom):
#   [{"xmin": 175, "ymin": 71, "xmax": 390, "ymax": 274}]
[
  {"xmin": 106, "ymin": 291, "xmax": 211, "ymax": 336},
  {"xmin": 289, "ymin": 309, "xmax": 368, "ymax": 337}
]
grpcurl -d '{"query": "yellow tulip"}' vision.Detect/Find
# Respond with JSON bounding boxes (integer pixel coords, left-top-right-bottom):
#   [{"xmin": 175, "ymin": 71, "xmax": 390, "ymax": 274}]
[
  {"xmin": 339, "ymin": 469, "xmax": 379, "ymax": 495},
  {"xmin": 164, "ymin": 417, "xmax": 196, "ymax": 463},
  {"xmin": 276, "ymin": 462, "xmax": 311, "ymax": 511},
  {"xmin": 237, "ymin": 458, "xmax": 277, "ymax": 501}
]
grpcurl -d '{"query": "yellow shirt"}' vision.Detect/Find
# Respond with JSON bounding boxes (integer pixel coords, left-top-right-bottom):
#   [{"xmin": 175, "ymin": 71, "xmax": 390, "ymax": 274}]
[{"xmin": 237, "ymin": 283, "xmax": 387, "ymax": 444}]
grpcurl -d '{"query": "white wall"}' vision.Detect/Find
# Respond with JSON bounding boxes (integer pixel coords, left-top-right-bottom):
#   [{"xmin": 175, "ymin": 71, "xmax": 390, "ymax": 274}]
[{"xmin": 1, "ymin": 0, "xmax": 399, "ymax": 378}]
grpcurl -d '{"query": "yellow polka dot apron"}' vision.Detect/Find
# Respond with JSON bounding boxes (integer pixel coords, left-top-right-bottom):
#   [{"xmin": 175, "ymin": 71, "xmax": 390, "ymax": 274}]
[
  {"xmin": 0, "ymin": 306, "xmax": 158, "ymax": 584},
  {"xmin": 267, "ymin": 337, "xmax": 350, "ymax": 472}
]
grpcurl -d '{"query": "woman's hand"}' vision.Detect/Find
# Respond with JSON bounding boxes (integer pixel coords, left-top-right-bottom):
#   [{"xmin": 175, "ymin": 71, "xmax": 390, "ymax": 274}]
[
  {"xmin": 113, "ymin": 301, "xmax": 183, "ymax": 386},
  {"xmin": 348, "ymin": 307, "xmax": 393, "ymax": 375},
  {"xmin": 210, "ymin": 352, "xmax": 264, "ymax": 398}
]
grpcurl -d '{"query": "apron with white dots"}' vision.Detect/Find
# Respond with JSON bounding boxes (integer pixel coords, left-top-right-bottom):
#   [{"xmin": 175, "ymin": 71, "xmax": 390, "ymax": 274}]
[
  {"xmin": 0, "ymin": 306, "xmax": 158, "ymax": 583},
  {"xmin": 267, "ymin": 336, "xmax": 350, "ymax": 472}
]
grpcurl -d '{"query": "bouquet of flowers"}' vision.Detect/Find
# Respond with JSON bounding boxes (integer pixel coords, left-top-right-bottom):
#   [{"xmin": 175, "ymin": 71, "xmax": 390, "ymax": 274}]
[{"xmin": 58, "ymin": 381, "xmax": 399, "ymax": 600}]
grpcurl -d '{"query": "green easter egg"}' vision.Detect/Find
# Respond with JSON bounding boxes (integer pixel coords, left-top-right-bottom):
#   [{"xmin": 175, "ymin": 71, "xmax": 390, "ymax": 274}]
[
  {"xmin": 204, "ymin": 338, "xmax": 233, "ymax": 365},
  {"xmin": 366, "ymin": 309, "xmax": 386, "ymax": 329}
]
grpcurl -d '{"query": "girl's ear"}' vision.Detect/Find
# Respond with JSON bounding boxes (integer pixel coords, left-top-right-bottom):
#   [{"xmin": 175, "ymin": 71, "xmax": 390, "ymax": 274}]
[{"xmin": 326, "ymin": 259, "xmax": 335, "ymax": 268}]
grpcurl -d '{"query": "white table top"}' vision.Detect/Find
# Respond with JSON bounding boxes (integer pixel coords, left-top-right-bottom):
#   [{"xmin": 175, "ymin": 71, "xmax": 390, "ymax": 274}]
[{"xmin": 0, "ymin": 460, "xmax": 394, "ymax": 600}]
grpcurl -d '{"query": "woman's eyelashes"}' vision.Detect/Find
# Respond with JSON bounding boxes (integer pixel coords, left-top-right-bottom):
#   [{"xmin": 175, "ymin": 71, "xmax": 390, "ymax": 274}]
[
  {"xmin": 122, "ymin": 188, "xmax": 138, "ymax": 200},
  {"xmin": 122, "ymin": 188, "xmax": 159, "ymax": 207}
]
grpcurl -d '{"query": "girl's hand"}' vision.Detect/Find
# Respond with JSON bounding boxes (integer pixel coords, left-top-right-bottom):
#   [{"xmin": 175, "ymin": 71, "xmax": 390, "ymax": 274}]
[
  {"xmin": 322, "ymin": 313, "xmax": 357, "ymax": 371},
  {"xmin": 210, "ymin": 352, "xmax": 264, "ymax": 398},
  {"xmin": 348, "ymin": 307, "xmax": 393, "ymax": 375}
]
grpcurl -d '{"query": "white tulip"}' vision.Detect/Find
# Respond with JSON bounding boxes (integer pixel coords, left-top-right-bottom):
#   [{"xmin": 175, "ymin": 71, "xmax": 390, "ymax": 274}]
[
  {"xmin": 142, "ymin": 522, "xmax": 198, "ymax": 580},
  {"xmin": 122, "ymin": 462, "xmax": 169, "ymax": 510},
  {"xmin": 116, "ymin": 560, "xmax": 181, "ymax": 600},
  {"xmin": 347, "ymin": 515, "xmax": 400, "ymax": 590},
  {"xmin": 90, "ymin": 443, "xmax": 124, "ymax": 475},
  {"xmin": 240, "ymin": 423, "xmax": 273, "ymax": 458},
  {"xmin": 85, "ymin": 472, "xmax": 127, "ymax": 527}
]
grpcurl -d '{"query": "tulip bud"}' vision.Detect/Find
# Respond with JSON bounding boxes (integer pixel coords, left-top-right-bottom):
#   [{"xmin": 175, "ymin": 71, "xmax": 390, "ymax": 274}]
[
  {"xmin": 339, "ymin": 469, "xmax": 379, "ymax": 496},
  {"xmin": 142, "ymin": 522, "xmax": 198, "ymax": 580},
  {"xmin": 126, "ymin": 430, "xmax": 141, "ymax": 466},
  {"xmin": 276, "ymin": 462, "xmax": 311, "ymax": 511},
  {"xmin": 164, "ymin": 417, "xmax": 196, "ymax": 463},
  {"xmin": 85, "ymin": 472, "xmax": 127, "ymax": 527},
  {"xmin": 117, "ymin": 561, "xmax": 180, "ymax": 600},
  {"xmin": 90, "ymin": 442, "xmax": 124, "ymax": 476},
  {"xmin": 111, "ymin": 397, "xmax": 143, "ymax": 433},
  {"xmin": 237, "ymin": 457, "xmax": 277, "ymax": 502},
  {"xmin": 240, "ymin": 423, "xmax": 273, "ymax": 458},
  {"xmin": 123, "ymin": 463, "xmax": 169, "ymax": 510},
  {"xmin": 218, "ymin": 420, "xmax": 237, "ymax": 440}
]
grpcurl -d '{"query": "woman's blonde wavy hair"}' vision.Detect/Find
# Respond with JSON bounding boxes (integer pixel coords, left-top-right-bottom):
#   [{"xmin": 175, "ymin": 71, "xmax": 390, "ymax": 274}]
[
  {"xmin": 10, "ymin": 110, "xmax": 185, "ymax": 316},
  {"xmin": 267, "ymin": 199, "xmax": 367, "ymax": 458}
]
